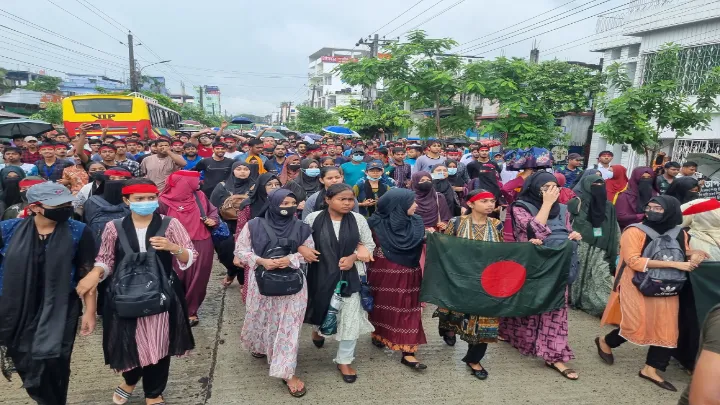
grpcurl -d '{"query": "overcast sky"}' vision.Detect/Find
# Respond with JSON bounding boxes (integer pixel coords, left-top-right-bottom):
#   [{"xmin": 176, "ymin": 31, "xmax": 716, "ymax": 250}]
[{"xmin": 2, "ymin": 0, "xmax": 623, "ymax": 115}]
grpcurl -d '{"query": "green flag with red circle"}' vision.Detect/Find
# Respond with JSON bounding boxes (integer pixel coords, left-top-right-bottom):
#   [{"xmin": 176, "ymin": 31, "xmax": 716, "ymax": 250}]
[{"xmin": 420, "ymin": 232, "xmax": 571, "ymax": 317}]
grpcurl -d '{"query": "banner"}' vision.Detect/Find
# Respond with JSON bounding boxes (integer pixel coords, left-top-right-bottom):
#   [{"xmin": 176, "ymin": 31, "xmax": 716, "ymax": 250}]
[{"xmin": 420, "ymin": 233, "xmax": 571, "ymax": 317}]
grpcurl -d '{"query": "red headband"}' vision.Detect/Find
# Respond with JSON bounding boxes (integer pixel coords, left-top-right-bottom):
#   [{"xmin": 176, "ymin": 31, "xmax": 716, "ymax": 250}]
[
  {"xmin": 171, "ymin": 141, "xmax": 184, "ymax": 146},
  {"xmin": 19, "ymin": 179, "xmax": 44, "ymax": 187},
  {"xmin": 121, "ymin": 184, "xmax": 158, "ymax": 194},
  {"xmin": 468, "ymin": 191, "xmax": 495, "ymax": 203},
  {"xmin": 38, "ymin": 144, "xmax": 55, "ymax": 150},
  {"xmin": 174, "ymin": 170, "xmax": 201, "ymax": 178},
  {"xmin": 682, "ymin": 199, "xmax": 720, "ymax": 215},
  {"xmin": 104, "ymin": 169, "xmax": 132, "ymax": 178},
  {"xmin": 99, "ymin": 145, "xmax": 115, "ymax": 151}
]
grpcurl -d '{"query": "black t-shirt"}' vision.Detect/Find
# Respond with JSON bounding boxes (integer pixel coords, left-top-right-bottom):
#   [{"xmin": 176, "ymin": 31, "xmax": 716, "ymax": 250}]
[
  {"xmin": 194, "ymin": 157, "xmax": 235, "ymax": 196},
  {"xmin": 467, "ymin": 160, "xmax": 501, "ymax": 179}
]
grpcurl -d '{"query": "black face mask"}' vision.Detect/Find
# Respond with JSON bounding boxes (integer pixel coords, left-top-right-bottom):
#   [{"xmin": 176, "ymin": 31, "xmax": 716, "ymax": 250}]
[
  {"xmin": 90, "ymin": 172, "xmax": 105, "ymax": 181},
  {"xmin": 645, "ymin": 211, "xmax": 664, "ymax": 222},
  {"xmin": 288, "ymin": 164, "xmax": 301, "ymax": 171},
  {"xmin": 20, "ymin": 190, "xmax": 27, "ymax": 202},
  {"xmin": 687, "ymin": 191, "xmax": 700, "ymax": 202},
  {"xmin": 42, "ymin": 205, "xmax": 73, "ymax": 223},
  {"xmin": 278, "ymin": 206, "xmax": 297, "ymax": 217},
  {"xmin": 417, "ymin": 182, "xmax": 433, "ymax": 192}
]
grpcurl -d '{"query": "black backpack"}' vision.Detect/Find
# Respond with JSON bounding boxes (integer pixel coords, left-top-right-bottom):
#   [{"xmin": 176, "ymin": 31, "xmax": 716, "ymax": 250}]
[{"xmin": 108, "ymin": 217, "xmax": 175, "ymax": 318}]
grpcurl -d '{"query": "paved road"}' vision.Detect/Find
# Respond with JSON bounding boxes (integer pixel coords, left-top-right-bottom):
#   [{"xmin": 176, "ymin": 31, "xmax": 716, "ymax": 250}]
[{"xmin": 1, "ymin": 263, "xmax": 689, "ymax": 404}]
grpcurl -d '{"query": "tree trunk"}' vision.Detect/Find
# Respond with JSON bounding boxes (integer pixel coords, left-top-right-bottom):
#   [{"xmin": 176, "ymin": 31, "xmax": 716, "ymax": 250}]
[{"xmin": 435, "ymin": 96, "xmax": 442, "ymax": 138}]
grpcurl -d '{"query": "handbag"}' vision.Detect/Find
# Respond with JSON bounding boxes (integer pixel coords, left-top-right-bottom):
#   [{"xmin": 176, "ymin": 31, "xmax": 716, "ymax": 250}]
[
  {"xmin": 193, "ymin": 193, "xmax": 230, "ymax": 243},
  {"xmin": 254, "ymin": 218, "xmax": 305, "ymax": 297},
  {"xmin": 359, "ymin": 275, "xmax": 373, "ymax": 312},
  {"xmin": 218, "ymin": 182, "xmax": 249, "ymax": 221}
]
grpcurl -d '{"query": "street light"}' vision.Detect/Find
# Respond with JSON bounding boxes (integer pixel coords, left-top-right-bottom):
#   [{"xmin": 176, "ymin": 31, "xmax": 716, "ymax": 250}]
[{"xmin": 133, "ymin": 60, "xmax": 171, "ymax": 91}]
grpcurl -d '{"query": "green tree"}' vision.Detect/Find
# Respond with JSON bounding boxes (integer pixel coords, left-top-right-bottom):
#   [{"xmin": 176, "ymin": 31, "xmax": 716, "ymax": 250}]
[
  {"xmin": 463, "ymin": 58, "xmax": 602, "ymax": 148},
  {"xmin": 0, "ymin": 68, "xmax": 12, "ymax": 93},
  {"xmin": 336, "ymin": 30, "xmax": 463, "ymax": 137},
  {"xmin": 414, "ymin": 105, "xmax": 475, "ymax": 139},
  {"xmin": 595, "ymin": 43, "xmax": 720, "ymax": 164},
  {"xmin": 30, "ymin": 101, "xmax": 63, "ymax": 124},
  {"xmin": 295, "ymin": 105, "xmax": 337, "ymax": 133},
  {"xmin": 23, "ymin": 75, "xmax": 62, "ymax": 93},
  {"xmin": 333, "ymin": 99, "xmax": 412, "ymax": 138}
]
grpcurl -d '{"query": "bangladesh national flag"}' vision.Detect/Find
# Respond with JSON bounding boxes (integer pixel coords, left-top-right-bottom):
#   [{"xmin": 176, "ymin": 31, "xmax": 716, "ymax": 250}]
[
  {"xmin": 690, "ymin": 261, "xmax": 720, "ymax": 325},
  {"xmin": 420, "ymin": 232, "xmax": 572, "ymax": 317}
]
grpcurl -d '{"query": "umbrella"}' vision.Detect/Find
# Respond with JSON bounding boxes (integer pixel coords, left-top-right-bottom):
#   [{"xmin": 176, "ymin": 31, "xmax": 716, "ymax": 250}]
[
  {"xmin": 231, "ymin": 116, "xmax": 253, "ymax": 125},
  {"xmin": 480, "ymin": 139, "xmax": 502, "ymax": 148},
  {"xmin": 0, "ymin": 119, "xmax": 54, "ymax": 138},
  {"xmin": 303, "ymin": 133, "xmax": 323, "ymax": 141},
  {"xmin": 323, "ymin": 125, "xmax": 359, "ymax": 137},
  {"xmin": 258, "ymin": 131, "xmax": 287, "ymax": 140},
  {"xmin": 272, "ymin": 125, "xmax": 290, "ymax": 131},
  {"xmin": 319, "ymin": 280, "xmax": 349, "ymax": 336},
  {"xmin": 444, "ymin": 137, "xmax": 470, "ymax": 146}
]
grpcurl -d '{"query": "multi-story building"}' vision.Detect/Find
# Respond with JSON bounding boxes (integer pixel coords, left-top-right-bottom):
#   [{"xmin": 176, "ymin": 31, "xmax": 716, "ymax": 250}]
[
  {"xmin": 60, "ymin": 73, "xmax": 129, "ymax": 95},
  {"xmin": 307, "ymin": 47, "xmax": 369, "ymax": 110},
  {"xmin": 170, "ymin": 94, "xmax": 195, "ymax": 105},
  {"xmin": 589, "ymin": 0, "xmax": 720, "ymax": 168},
  {"xmin": 200, "ymin": 85, "xmax": 221, "ymax": 115}
]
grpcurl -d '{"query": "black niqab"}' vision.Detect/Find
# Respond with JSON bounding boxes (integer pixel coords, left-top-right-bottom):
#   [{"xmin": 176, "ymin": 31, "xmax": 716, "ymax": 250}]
[
  {"xmin": 239, "ymin": 173, "xmax": 278, "ymax": 218},
  {"xmin": 517, "ymin": 172, "xmax": 560, "ymax": 218},
  {"xmin": 588, "ymin": 180, "xmax": 607, "ymax": 228},
  {"xmin": 367, "ymin": 189, "xmax": 425, "ymax": 268},
  {"xmin": 470, "ymin": 163, "xmax": 501, "ymax": 198},
  {"xmin": 248, "ymin": 189, "xmax": 311, "ymax": 256},
  {"xmin": 637, "ymin": 178, "xmax": 655, "ymax": 213},
  {"xmin": 296, "ymin": 159, "xmax": 321, "ymax": 195},
  {"xmin": 642, "ymin": 195, "xmax": 682, "ymax": 234}
]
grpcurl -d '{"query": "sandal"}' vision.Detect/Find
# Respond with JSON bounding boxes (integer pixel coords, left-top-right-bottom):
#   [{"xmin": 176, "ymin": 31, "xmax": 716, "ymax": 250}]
[
  {"xmin": 251, "ymin": 352, "xmax": 267, "ymax": 359},
  {"xmin": 283, "ymin": 378, "xmax": 307, "ymax": 398},
  {"xmin": 401, "ymin": 356, "xmax": 427, "ymax": 370},
  {"xmin": 112, "ymin": 386, "xmax": 133, "ymax": 405},
  {"xmin": 371, "ymin": 339, "xmax": 385, "ymax": 348},
  {"xmin": 312, "ymin": 337, "xmax": 325, "ymax": 348},
  {"xmin": 189, "ymin": 317, "xmax": 199, "ymax": 327},
  {"xmin": 638, "ymin": 371, "xmax": 677, "ymax": 392},
  {"xmin": 336, "ymin": 365, "xmax": 357, "ymax": 383},
  {"xmin": 545, "ymin": 362, "xmax": 579, "ymax": 380},
  {"xmin": 595, "ymin": 337, "xmax": 614, "ymax": 365},
  {"xmin": 466, "ymin": 363, "xmax": 488, "ymax": 380}
]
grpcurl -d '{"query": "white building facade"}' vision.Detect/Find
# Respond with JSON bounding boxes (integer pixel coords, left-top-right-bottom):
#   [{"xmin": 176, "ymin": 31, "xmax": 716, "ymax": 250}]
[
  {"xmin": 307, "ymin": 47, "xmax": 369, "ymax": 110},
  {"xmin": 589, "ymin": 0, "xmax": 720, "ymax": 168}
]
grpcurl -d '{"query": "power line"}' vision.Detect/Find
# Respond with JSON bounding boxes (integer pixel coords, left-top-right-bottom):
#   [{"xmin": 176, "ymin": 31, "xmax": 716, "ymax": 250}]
[
  {"xmin": 458, "ymin": 0, "xmax": 619, "ymax": 54},
  {"xmin": 455, "ymin": 0, "xmax": 578, "ymax": 48},
  {"xmin": 0, "ymin": 25, "xmax": 128, "ymax": 67},
  {"xmin": 400, "ymin": 0, "xmax": 467, "ymax": 36},
  {"xmin": 73, "ymin": 0, "xmax": 126, "ymax": 35},
  {"xmin": 465, "ymin": 1, "xmax": 636, "ymax": 55},
  {"xmin": 0, "ymin": 12, "xmax": 128, "ymax": 60},
  {"xmin": 0, "ymin": 39, "xmax": 126, "ymax": 76},
  {"xmin": 0, "ymin": 55, "xmax": 68, "ymax": 75},
  {"xmin": 0, "ymin": 45, "xmax": 121, "ymax": 76},
  {"xmin": 542, "ymin": 0, "xmax": 713, "ymax": 56},
  {"xmin": 80, "ymin": 0, "xmax": 132, "ymax": 32},
  {"xmin": 45, "ymin": 0, "xmax": 126, "ymax": 45},
  {"xmin": 371, "ymin": 0, "xmax": 426, "ymax": 35},
  {"xmin": 385, "ymin": 0, "xmax": 446, "ymax": 36}
]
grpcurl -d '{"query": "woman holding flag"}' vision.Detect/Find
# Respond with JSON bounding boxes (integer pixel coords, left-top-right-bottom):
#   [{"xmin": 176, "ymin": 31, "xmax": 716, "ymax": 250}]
[{"xmin": 434, "ymin": 189, "xmax": 505, "ymax": 380}]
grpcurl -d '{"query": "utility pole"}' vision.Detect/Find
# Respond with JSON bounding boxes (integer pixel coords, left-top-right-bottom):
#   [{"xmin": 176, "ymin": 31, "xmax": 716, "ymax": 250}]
[
  {"xmin": 128, "ymin": 31, "xmax": 137, "ymax": 92},
  {"xmin": 199, "ymin": 86, "xmax": 204, "ymax": 110},
  {"xmin": 310, "ymin": 85, "xmax": 317, "ymax": 107},
  {"xmin": 180, "ymin": 81, "xmax": 186, "ymax": 104},
  {"xmin": 529, "ymin": 39, "xmax": 540, "ymax": 64},
  {"xmin": 369, "ymin": 34, "xmax": 379, "ymax": 107}
]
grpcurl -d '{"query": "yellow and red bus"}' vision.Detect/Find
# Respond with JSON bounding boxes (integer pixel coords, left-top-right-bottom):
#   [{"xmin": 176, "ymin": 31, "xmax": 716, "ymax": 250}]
[{"xmin": 62, "ymin": 92, "xmax": 181, "ymax": 139}]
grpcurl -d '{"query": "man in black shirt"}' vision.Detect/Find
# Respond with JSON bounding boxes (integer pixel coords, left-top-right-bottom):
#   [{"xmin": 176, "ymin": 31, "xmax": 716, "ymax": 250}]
[
  {"xmin": 193, "ymin": 141, "xmax": 235, "ymax": 198},
  {"xmin": 466, "ymin": 145, "xmax": 501, "ymax": 179}
]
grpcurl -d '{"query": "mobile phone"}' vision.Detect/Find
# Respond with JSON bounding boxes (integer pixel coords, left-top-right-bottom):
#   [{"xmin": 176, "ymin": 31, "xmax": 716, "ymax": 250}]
[{"xmin": 89, "ymin": 123, "xmax": 102, "ymax": 130}]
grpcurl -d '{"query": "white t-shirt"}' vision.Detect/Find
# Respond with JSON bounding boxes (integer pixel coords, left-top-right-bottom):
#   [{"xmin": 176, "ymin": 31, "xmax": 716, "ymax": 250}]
[{"xmin": 224, "ymin": 150, "xmax": 242, "ymax": 160}]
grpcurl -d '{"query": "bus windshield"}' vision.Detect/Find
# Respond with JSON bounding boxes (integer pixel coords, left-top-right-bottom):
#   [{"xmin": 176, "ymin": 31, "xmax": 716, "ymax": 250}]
[{"xmin": 71, "ymin": 98, "xmax": 133, "ymax": 113}]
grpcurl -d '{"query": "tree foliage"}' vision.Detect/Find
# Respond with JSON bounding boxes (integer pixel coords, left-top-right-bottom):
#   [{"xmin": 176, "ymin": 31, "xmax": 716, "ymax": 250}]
[
  {"xmin": 333, "ymin": 99, "xmax": 412, "ymax": 137},
  {"xmin": 295, "ymin": 105, "xmax": 337, "ymax": 133},
  {"xmin": 595, "ymin": 43, "xmax": 720, "ymax": 164},
  {"xmin": 336, "ymin": 30, "xmax": 463, "ymax": 137},
  {"xmin": 464, "ymin": 58, "xmax": 602, "ymax": 148},
  {"xmin": 30, "ymin": 101, "xmax": 63, "ymax": 124},
  {"xmin": 23, "ymin": 75, "xmax": 62, "ymax": 93}
]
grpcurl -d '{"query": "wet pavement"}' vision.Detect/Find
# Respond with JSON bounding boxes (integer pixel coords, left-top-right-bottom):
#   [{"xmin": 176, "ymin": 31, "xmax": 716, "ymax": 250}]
[{"xmin": 1, "ymin": 263, "xmax": 688, "ymax": 404}]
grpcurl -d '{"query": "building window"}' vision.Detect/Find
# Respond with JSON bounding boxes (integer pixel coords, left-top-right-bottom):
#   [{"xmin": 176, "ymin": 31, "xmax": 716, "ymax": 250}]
[
  {"xmin": 643, "ymin": 43, "xmax": 720, "ymax": 94},
  {"xmin": 626, "ymin": 62, "xmax": 637, "ymax": 83},
  {"xmin": 325, "ymin": 76, "xmax": 332, "ymax": 85},
  {"xmin": 611, "ymin": 48, "xmax": 622, "ymax": 60},
  {"xmin": 628, "ymin": 44, "xmax": 640, "ymax": 58}
]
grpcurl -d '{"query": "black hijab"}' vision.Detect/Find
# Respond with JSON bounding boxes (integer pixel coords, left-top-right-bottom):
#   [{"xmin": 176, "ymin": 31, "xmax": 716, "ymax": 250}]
[
  {"xmin": 665, "ymin": 176, "xmax": 699, "ymax": 204},
  {"xmin": 517, "ymin": 172, "xmax": 560, "ymax": 218},
  {"xmin": 446, "ymin": 159, "xmax": 466, "ymax": 187},
  {"xmin": 248, "ymin": 189, "xmax": 311, "ymax": 256},
  {"xmin": 642, "ymin": 195, "xmax": 682, "ymax": 234},
  {"xmin": 239, "ymin": 173, "xmax": 278, "ymax": 218},
  {"xmin": 470, "ymin": 162, "xmax": 501, "ymax": 198},
  {"xmin": 0, "ymin": 167, "xmax": 25, "ymax": 207},
  {"xmin": 226, "ymin": 161, "xmax": 253, "ymax": 195},
  {"xmin": 367, "ymin": 188, "xmax": 425, "ymax": 268},
  {"xmin": 433, "ymin": 173, "xmax": 458, "ymax": 215},
  {"xmin": 296, "ymin": 159, "xmax": 321, "ymax": 195}
]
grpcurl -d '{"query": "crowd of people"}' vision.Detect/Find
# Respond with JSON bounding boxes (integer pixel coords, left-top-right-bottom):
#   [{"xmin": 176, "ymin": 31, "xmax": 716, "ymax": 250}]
[{"xmin": 0, "ymin": 121, "xmax": 718, "ymax": 405}]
